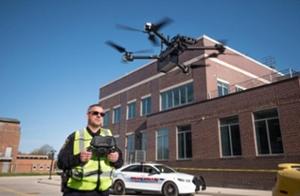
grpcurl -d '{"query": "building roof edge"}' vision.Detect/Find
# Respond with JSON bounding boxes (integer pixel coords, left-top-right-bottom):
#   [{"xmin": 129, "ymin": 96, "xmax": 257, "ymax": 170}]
[{"xmin": 0, "ymin": 117, "xmax": 20, "ymax": 124}]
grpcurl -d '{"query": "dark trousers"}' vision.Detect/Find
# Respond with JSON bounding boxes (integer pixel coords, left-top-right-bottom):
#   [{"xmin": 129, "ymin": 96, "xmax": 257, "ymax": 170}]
[{"xmin": 63, "ymin": 190, "xmax": 110, "ymax": 196}]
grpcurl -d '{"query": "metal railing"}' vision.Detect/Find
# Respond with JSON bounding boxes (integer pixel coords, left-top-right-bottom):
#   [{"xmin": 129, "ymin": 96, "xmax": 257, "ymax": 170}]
[{"xmin": 208, "ymin": 68, "xmax": 299, "ymax": 99}]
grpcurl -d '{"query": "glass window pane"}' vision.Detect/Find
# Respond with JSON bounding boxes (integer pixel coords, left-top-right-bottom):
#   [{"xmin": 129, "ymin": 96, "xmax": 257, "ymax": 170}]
[
  {"xmin": 187, "ymin": 83, "xmax": 193, "ymax": 102},
  {"xmin": 177, "ymin": 125, "xmax": 192, "ymax": 159},
  {"xmin": 255, "ymin": 121, "xmax": 269, "ymax": 154},
  {"xmin": 186, "ymin": 131, "xmax": 192, "ymax": 158},
  {"xmin": 161, "ymin": 93, "xmax": 167, "ymax": 111},
  {"xmin": 178, "ymin": 133, "xmax": 184, "ymax": 158},
  {"xmin": 180, "ymin": 86, "xmax": 186, "ymax": 105},
  {"xmin": 174, "ymin": 88, "xmax": 180, "ymax": 106},
  {"xmin": 231, "ymin": 125, "xmax": 242, "ymax": 155},
  {"xmin": 156, "ymin": 128, "xmax": 169, "ymax": 160},
  {"xmin": 268, "ymin": 119, "xmax": 283, "ymax": 154},
  {"xmin": 221, "ymin": 126, "xmax": 231, "ymax": 156},
  {"xmin": 167, "ymin": 91, "xmax": 173, "ymax": 109}
]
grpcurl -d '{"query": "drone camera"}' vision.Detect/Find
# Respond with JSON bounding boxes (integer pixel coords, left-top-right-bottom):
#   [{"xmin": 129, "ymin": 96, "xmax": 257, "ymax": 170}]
[{"xmin": 144, "ymin": 22, "xmax": 152, "ymax": 31}]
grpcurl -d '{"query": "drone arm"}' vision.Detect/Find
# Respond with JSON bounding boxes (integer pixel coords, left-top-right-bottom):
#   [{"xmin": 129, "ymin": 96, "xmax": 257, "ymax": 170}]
[
  {"xmin": 152, "ymin": 31, "xmax": 171, "ymax": 46},
  {"xmin": 133, "ymin": 55, "xmax": 159, "ymax": 60},
  {"xmin": 186, "ymin": 44, "xmax": 225, "ymax": 53},
  {"xmin": 125, "ymin": 55, "xmax": 159, "ymax": 61}
]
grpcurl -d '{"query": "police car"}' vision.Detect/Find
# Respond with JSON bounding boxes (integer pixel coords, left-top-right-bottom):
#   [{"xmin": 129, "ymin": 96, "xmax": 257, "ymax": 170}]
[{"xmin": 112, "ymin": 162, "xmax": 206, "ymax": 196}]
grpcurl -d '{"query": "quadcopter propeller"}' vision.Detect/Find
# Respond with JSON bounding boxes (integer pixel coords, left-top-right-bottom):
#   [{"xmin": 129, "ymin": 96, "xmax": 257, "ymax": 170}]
[
  {"xmin": 106, "ymin": 40, "xmax": 127, "ymax": 53},
  {"xmin": 116, "ymin": 24, "xmax": 146, "ymax": 33},
  {"xmin": 150, "ymin": 17, "xmax": 173, "ymax": 31},
  {"xmin": 105, "ymin": 40, "xmax": 154, "ymax": 62}
]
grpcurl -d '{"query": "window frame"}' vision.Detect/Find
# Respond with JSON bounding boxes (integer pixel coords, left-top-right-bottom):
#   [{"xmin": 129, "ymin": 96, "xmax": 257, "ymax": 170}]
[
  {"xmin": 160, "ymin": 80, "xmax": 194, "ymax": 111},
  {"xmin": 253, "ymin": 108, "xmax": 284, "ymax": 156},
  {"xmin": 217, "ymin": 79, "xmax": 229, "ymax": 97},
  {"xmin": 141, "ymin": 95, "xmax": 152, "ymax": 116},
  {"xmin": 219, "ymin": 116, "xmax": 242, "ymax": 158},
  {"xmin": 156, "ymin": 128, "xmax": 169, "ymax": 161},
  {"xmin": 112, "ymin": 105, "xmax": 121, "ymax": 124},
  {"xmin": 127, "ymin": 99, "xmax": 137, "ymax": 120},
  {"xmin": 176, "ymin": 125, "xmax": 192, "ymax": 160}
]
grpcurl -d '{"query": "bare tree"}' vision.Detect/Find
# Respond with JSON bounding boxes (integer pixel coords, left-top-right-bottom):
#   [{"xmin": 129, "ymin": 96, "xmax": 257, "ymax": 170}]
[{"xmin": 30, "ymin": 144, "xmax": 55, "ymax": 156}]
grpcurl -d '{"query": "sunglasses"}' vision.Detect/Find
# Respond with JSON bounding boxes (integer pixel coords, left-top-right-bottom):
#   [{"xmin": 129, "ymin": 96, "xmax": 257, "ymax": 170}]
[{"xmin": 89, "ymin": 111, "xmax": 105, "ymax": 117}]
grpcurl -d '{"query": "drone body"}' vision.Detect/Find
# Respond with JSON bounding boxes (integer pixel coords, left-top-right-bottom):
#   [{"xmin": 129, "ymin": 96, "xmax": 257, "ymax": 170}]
[{"xmin": 107, "ymin": 18, "xmax": 225, "ymax": 74}]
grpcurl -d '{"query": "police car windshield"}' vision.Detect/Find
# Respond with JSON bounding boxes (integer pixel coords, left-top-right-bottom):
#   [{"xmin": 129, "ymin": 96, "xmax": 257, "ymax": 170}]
[{"xmin": 154, "ymin": 165, "xmax": 176, "ymax": 173}]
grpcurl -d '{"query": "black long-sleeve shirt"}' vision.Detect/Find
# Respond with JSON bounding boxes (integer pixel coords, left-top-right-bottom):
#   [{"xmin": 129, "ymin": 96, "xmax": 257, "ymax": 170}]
[{"xmin": 57, "ymin": 127, "xmax": 123, "ymax": 170}]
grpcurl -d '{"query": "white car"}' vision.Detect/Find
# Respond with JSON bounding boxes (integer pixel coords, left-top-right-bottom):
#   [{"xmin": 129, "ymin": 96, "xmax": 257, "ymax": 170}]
[{"xmin": 112, "ymin": 162, "xmax": 206, "ymax": 196}]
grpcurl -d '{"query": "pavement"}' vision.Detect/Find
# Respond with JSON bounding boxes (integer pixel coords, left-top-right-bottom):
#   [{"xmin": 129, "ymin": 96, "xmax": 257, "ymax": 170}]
[{"xmin": 38, "ymin": 176, "xmax": 272, "ymax": 196}]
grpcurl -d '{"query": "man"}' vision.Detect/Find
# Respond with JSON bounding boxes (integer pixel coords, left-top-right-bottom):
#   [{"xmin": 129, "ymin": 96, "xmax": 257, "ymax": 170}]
[{"xmin": 57, "ymin": 104, "xmax": 123, "ymax": 196}]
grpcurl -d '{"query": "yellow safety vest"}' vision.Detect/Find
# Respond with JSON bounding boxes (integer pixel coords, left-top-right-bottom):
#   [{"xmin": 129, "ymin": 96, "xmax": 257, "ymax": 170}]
[{"xmin": 67, "ymin": 128, "xmax": 114, "ymax": 191}]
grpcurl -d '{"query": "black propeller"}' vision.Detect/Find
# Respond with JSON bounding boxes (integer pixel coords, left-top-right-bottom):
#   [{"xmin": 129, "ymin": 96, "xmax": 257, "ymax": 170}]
[
  {"xmin": 116, "ymin": 17, "xmax": 173, "ymax": 46},
  {"xmin": 106, "ymin": 41, "xmax": 127, "ymax": 53},
  {"xmin": 150, "ymin": 17, "xmax": 173, "ymax": 32},
  {"xmin": 116, "ymin": 24, "xmax": 146, "ymax": 33}
]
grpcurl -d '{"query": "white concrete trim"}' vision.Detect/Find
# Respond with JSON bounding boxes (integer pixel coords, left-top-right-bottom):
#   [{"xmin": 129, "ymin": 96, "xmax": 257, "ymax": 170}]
[
  {"xmin": 127, "ymin": 99, "xmax": 137, "ymax": 104},
  {"xmin": 209, "ymin": 58, "xmax": 271, "ymax": 84},
  {"xmin": 113, "ymin": 104, "xmax": 121, "ymax": 109},
  {"xmin": 125, "ymin": 132, "xmax": 134, "ymax": 136},
  {"xmin": 202, "ymin": 35, "xmax": 282, "ymax": 75},
  {"xmin": 160, "ymin": 79, "xmax": 194, "ymax": 93},
  {"xmin": 217, "ymin": 78, "xmax": 230, "ymax": 84},
  {"xmin": 235, "ymin": 85, "xmax": 246, "ymax": 90},
  {"xmin": 141, "ymin": 94, "xmax": 151, "ymax": 99}
]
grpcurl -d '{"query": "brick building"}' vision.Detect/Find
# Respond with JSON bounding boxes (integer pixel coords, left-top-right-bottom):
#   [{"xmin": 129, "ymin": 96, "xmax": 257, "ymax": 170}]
[
  {"xmin": 99, "ymin": 35, "xmax": 300, "ymax": 189},
  {"xmin": 0, "ymin": 118, "xmax": 21, "ymax": 173},
  {"xmin": 14, "ymin": 154, "xmax": 55, "ymax": 173}
]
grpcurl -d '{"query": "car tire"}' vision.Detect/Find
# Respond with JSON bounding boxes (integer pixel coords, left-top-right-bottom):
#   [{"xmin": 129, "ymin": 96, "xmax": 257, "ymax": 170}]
[
  {"xmin": 113, "ymin": 180, "xmax": 126, "ymax": 195},
  {"xmin": 162, "ymin": 181, "xmax": 179, "ymax": 196}
]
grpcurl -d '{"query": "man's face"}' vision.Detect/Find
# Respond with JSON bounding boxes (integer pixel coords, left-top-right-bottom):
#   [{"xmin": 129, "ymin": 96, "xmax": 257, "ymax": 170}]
[{"xmin": 87, "ymin": 106, "xmax": 105, "ymax": 128}]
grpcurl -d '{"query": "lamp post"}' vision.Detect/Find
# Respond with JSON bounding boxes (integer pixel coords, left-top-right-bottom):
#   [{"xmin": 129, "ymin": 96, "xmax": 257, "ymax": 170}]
[{"xmin": 48, "ymin": 150, "xmax": 56, "ymax": 180}]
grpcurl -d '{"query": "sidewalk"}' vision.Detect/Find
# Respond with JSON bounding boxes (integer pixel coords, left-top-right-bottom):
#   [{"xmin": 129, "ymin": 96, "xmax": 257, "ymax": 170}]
[
  {"xmin": 38, "ymin": 176, "xmax": 272, "ymax": 196},
  {"xmin": 201, "ymin": 187, "xmax": 272, "ymax": 196}
]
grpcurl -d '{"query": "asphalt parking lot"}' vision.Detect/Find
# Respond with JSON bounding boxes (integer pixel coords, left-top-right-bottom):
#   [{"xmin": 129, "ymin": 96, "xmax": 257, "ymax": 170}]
[{"xmin": 0, "ymin": 176, "xmax": 272, "ymax": 196}]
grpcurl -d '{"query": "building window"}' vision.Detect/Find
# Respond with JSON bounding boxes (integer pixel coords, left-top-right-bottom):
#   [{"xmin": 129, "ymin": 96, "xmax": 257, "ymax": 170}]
[
  {"xmin": 177, "ymin": 125, "xmax": 192, "ymax": 159},
  {"xmin": 220, "ymin": 116, "xmax": 242, "ymax": 157},
  {"xmin": 141, "ymin": 96, "xmax": 151, "ymax": 116},
  {"xmin": 156, "ymin": 128, "xmax": 169, "ymax": 160},
  {"xmin": 217, "ymin": 80, "xmax": 229, "ymax": 96},
  {"xmin": 103, "ymin": 110, "xmax": 110, "ymax": 128},
  {"xmin": 113, "ymin": 106, "xmax": 121, "ymax": 124},
  {"xmin": 127, "ymin": 101, "xmax": 136, "ymax": 119},
  {"xmin": 126, "ymin": 134, "xmax": 135, "ymax": 163},
  {"xmin": 161, "ymin": 82, "xmax": 193, "ymax": 111},
  {"xmin": 254, "ymin": 108, "xmax": 283, "ymax": 155}
]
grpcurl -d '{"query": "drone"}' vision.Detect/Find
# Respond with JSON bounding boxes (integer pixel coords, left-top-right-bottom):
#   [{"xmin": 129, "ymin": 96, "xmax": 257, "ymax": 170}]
[{"xmin": 106, "ymin": 18, "xmax": 225, "ymax": 74}]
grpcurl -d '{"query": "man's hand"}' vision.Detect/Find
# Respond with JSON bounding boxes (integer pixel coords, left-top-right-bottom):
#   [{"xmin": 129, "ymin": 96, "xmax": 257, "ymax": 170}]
[
  {"xmin": 80, "ymin": 150, "xmax": 92, "ymax": 162},
  {"xmin": 107, "ymin": 151, "xmax": 119, "ymax": 163}
]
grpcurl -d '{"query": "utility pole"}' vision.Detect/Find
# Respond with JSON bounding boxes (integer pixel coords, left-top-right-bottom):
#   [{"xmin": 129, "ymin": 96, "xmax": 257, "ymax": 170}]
[{"xmin": 48, "ymin": 150, "xmax": 56, "ymax": 180}]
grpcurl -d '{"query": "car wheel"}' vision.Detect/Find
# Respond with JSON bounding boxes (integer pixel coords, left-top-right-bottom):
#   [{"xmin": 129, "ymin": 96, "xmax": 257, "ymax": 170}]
[
  {"xmin": 163, "ymin": 181, "xmax": 179, "ymax": 196},
  {"xmin": 113, "ymin": 180, "xmax": 126, "ymax": 195}
]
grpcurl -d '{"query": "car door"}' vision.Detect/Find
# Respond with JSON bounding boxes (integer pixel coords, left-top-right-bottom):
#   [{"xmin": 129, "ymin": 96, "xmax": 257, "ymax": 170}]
[
  {"xmin": 120, "ymin": 164, "xmax": 144, "ymax": 190},
  {"xmin": 141, "ymin": 165, "xmax": 164, "ymax": 191}
]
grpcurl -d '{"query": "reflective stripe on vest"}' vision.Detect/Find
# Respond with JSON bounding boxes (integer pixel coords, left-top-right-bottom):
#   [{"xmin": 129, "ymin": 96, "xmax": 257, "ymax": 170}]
[{"xmin": 67, "ymin": 128, "xmax": 114, "ymax": 191}]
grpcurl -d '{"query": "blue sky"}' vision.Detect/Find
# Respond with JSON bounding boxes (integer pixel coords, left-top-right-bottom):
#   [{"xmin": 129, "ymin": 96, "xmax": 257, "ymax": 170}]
[{"xmin": 1, "ymin": 0, "xmax": 299, "ymax": 153}]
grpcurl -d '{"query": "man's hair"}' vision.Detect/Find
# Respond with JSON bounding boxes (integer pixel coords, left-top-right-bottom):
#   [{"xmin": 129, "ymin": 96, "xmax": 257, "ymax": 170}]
[{"xmin": 87, "ymin": 103, "xmax": 103, "ymax": 113}]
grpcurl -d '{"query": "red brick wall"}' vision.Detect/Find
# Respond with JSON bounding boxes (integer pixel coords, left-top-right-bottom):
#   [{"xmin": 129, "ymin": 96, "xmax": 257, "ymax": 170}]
[
  {"xmin": 14, "ymin": 158, "xmax": 54, "ymax": 173},
  {"xmin": 0, "ymin": 120, "xmax": 20, "ymax": 172}
]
